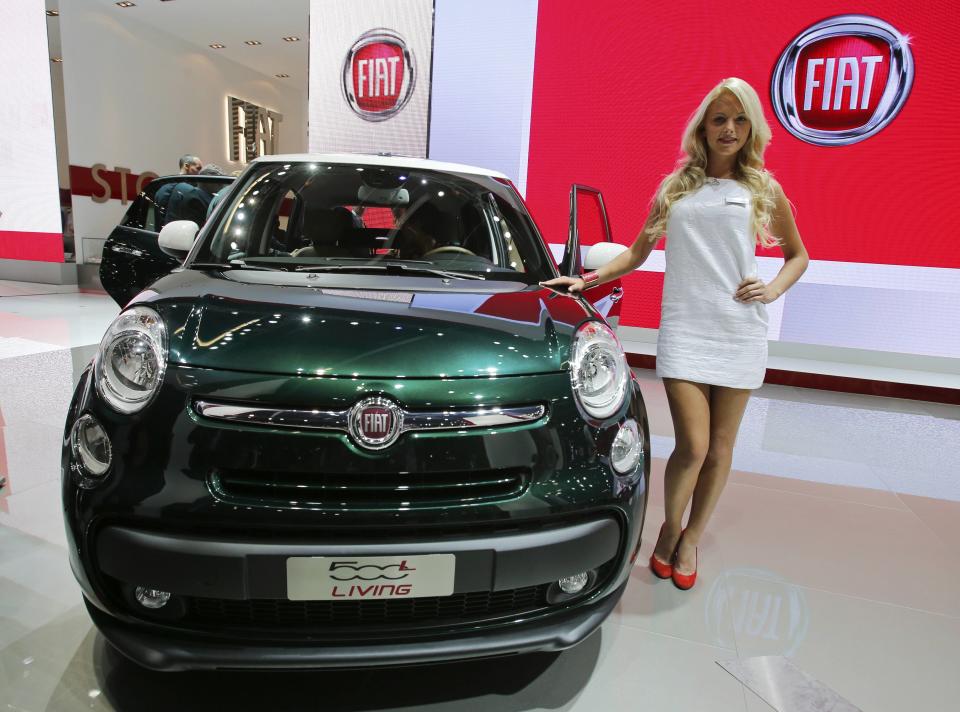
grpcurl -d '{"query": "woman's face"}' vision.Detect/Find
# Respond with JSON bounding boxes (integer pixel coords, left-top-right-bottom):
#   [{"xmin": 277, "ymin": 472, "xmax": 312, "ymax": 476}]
[{"xmin": 702, "ymin": 93, "xmax": 751, "ymax": 160}]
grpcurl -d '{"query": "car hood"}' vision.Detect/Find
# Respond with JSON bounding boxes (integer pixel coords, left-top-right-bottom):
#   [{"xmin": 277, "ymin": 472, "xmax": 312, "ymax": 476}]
[{"xmin": 137, "ymin": 270, "xmax": 598, "ymax": 378}]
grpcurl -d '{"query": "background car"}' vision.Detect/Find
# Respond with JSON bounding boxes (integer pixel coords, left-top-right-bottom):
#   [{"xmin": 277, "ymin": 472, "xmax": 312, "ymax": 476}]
[
  {"xmin": 65, "ymin": 154, "xmax": 650, "ymax": 670},
  {"xmin": 99, "ymin": 173, "xmax": 234, "ymax": 306}
]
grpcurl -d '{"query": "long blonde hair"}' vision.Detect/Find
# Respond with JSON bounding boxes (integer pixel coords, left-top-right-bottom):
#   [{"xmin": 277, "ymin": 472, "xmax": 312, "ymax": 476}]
[{"xmin": 644, "ymin": 78, "xmax": 779, "ymax": 248}]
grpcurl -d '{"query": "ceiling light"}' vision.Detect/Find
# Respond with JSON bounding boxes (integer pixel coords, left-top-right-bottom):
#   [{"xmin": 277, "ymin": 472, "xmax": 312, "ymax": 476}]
[
  {"xmin": 244, "ymin": 40, "xmax": 262, "ymax": 46},
  {"xmin": 275, "ymin": 74, "xmax": 290, "ymax": 78},
  {"xmin": 115, "ymin": 1, "xmax": 136, "ymax": 7},
  {"xmin": 209, "ymin": 43, "xmax": 225, "ymax": 49},
  {"xmin": 50, "ymin": 57, "xmax": 63, "ymax": 63},
  {"xmin": 282, "ymin": 36, "xmax": 300, "ymax": 42},
  {"xmin": 46, "ymin": 10, "xmax": 59, "ymax": 16}
]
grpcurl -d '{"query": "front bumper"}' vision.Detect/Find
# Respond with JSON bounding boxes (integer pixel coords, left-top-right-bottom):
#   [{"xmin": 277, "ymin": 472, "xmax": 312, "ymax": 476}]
[{"xmin": 88, "ymin": 516, "xmax": 627, "ymax": 670}]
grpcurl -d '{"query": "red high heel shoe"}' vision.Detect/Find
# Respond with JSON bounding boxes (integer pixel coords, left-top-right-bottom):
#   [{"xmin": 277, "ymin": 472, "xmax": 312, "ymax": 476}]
[
  {"xmin": 649, "ymin": 525, "xmax": 676, "ymax": 579},
  {"xmin": 672, "ymin": 541, "xmax": 698, "ymax": 590}
]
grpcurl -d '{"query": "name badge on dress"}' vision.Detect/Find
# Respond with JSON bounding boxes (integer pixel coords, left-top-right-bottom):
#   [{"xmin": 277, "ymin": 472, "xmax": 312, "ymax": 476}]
[{"xmin": 724, "ymin": 196, "xmax": 748, "ymax": 207}]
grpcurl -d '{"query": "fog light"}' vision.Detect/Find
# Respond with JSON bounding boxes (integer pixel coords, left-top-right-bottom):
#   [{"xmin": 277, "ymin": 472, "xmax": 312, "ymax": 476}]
[
  {"xmin": 70, "ymin": 414, "xmax": 112, "ymax": 476},
  {"xmin": 611, "ymin": 419, "xmax": 642, "ymax": 474},
  {"xmin": 558, "ymin": 572, "xmax": 590, "ymax": 594},
  {"xmin": 134, "ymin": 587, "xmax": 171, "ymax": 609}
]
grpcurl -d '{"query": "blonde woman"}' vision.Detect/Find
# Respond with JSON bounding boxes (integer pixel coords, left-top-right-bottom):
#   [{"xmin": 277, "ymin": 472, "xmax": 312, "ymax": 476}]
[{"xmin": 543, "ymin": 78, "xmax": 808, "ymax": 590}]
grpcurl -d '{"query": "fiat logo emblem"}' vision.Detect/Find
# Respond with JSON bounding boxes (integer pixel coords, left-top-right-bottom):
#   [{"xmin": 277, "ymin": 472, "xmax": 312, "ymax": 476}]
[
  {"xmin": 771, "ymin": 15, "xmax": 914, "ymax": 146},
  {"xmin": 342, "ymin": 28, "xmax": 416, "ymax": 122},
  {"xmin": 348, "ymin": 397, "xmax": 403, "ymax": 450}
]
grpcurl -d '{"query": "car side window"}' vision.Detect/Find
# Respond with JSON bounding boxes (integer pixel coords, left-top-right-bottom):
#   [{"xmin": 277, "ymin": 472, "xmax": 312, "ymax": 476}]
[
  {"xmin": 119, "ymin": 181, "xmax": 162, "ymax": 231},
  {"xmin": 120, "ymin": 178, "xmax": 181, "ymax": 232},
  {"xmin": 122, "ymin": 178, "xmax": 234, "ymax": 233}
]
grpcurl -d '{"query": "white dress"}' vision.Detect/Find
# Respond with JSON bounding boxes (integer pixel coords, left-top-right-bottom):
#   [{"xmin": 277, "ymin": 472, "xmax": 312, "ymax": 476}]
[{"xmin": 655, "ymin": 179, "xmax": 769, "ymax": 389}]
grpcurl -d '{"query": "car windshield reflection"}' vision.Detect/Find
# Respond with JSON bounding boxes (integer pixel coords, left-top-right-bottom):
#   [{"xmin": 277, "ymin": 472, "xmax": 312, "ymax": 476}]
[{"xmin": 194, "ymin": 161, "xmax": 551, "ymax": 284}]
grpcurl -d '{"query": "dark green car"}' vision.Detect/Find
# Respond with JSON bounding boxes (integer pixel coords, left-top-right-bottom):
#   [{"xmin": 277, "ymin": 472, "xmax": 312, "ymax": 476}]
[{"xmin": 64, "ymin": 154, "xmax": 650, "ymax": 670}]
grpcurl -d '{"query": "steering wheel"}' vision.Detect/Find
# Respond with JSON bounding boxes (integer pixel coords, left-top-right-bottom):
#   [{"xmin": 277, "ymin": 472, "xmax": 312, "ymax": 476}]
[{"xmin": 423, "ymin": 245, "xmax": 476, "ymax": 257}]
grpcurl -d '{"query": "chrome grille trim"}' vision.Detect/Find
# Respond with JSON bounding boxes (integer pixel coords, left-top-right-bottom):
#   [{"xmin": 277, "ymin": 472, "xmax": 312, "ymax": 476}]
[
  {"xmin": 194, "ymin": 402, "xmax": 346, "ymax": 429},
  {"xmin": 194, "ymin": 400, "xmax": 546, "ymax": 433}
]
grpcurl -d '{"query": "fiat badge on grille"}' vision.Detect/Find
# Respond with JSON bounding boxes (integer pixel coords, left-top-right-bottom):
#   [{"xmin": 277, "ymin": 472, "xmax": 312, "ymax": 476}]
[{"xmin": 349, "ymin": 397, "xmax": 403, "ymax": 450}]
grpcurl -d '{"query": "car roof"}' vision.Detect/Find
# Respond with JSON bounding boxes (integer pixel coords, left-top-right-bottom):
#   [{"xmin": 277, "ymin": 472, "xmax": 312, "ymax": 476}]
[
  {"xmin": 153, "ymin": 174, "xmax": 234, "ymax": 181},
  {"xmin": 251, "ymin": 153, "xmax": 511, "ymax": 181}
]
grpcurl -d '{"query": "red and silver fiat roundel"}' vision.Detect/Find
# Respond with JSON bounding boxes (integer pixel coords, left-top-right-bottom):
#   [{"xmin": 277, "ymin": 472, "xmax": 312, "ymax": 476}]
[
  {"xmin": 348, "ymin": 397, "xmax": 403, "ymax": 450},
  {"xmin": 771, "ymin": 15, "xmax": 914, "ymax": 146},
  {"xmin": 342, "ymin": 28, "xmax": 416, "ymax": 122}
]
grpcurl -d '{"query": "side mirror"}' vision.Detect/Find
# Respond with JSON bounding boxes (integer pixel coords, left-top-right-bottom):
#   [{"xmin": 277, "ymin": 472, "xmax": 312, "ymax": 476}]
[
  {"xmin": 583, "ymin": 242, "xmax": 628, "ymax": 270},
  {"xmin": 158, "ymin": 220, "xmax": 199, "ymax": 259}
]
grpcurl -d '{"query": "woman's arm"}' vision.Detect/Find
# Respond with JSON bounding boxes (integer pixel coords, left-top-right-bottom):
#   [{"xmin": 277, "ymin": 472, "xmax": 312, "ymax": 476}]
[
  {"xmin": 541, "ymin": 212, "xmax": 661, "ymax": 293},
  {"xmin": 735, "ymin": 183, "xmax": 809, "ymax": 303}
]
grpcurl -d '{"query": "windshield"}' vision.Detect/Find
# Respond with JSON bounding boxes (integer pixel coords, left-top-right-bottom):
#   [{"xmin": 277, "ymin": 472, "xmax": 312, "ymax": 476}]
[{"xmin": 193, "ymin": 160, "xmax": 555, "ymax": 283}]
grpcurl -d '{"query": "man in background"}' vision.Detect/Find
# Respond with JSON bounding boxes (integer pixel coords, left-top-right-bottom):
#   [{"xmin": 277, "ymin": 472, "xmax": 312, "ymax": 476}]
[
  {"xmin": 166, "ymin": 164, "xmax": 225, "ymax": 226},
  {"xmin": 155, "ymin": 154, "xmax": 204, "ymax": 224},
  {"xmin": 178, "ymin": 155, "xmax": 203, "ymax": 175}
]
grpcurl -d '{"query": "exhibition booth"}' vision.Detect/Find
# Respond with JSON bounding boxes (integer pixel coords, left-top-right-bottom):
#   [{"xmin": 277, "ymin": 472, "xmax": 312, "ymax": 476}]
[{"xmin": 1, "ymin": 1, "xmax": 958, "ymax": 711}]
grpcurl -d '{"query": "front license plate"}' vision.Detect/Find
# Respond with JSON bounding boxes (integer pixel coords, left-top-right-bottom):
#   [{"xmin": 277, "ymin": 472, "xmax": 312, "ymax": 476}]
[{"xmin": 286, "ymin": 554, "xmax": 456, "ymax": 601}]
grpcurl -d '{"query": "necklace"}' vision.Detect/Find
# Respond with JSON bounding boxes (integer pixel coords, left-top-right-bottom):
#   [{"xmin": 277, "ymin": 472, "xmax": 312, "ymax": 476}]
[{"xmin": 706, "ymin": 174, "xmax": 734, "ymax": 186}]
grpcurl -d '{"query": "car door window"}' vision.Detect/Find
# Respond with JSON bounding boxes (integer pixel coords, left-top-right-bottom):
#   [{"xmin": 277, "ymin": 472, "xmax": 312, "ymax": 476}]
[
  {"xmin": 119, "ymin": 180, "xmax": 167, "ymax": 231},
  {"xmin": 121, "ymin": 177, "xmax": 234, "ymax": 233}
]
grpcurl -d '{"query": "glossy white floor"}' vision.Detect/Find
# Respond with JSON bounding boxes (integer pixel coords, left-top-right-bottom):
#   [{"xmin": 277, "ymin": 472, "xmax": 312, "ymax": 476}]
[{"xmin": 2, "ymin": 280, "xmax": 958, "ymax": 711}]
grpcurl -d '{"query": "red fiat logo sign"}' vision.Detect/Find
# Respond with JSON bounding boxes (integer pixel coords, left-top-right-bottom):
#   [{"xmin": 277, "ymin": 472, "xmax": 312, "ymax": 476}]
[
  {"xmin": 342, "ymin": 29, "xmax": 416, "ymax": 122},
  {"xmin": 348, "ymin": 397, "xmax": 403, "ymax": 449},
  {"xmin": 771, "ymin": 16, "xmax": 914, "ymax": 145}
]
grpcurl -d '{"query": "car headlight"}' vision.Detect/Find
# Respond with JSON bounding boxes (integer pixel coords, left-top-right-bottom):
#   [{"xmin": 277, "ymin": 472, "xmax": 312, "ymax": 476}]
[
  {"xmin": 570, "ymin": 320, "xmax": 629, "ymax": 419},
  {"xmin": 95, "ymin": 306, "xmax": 167, "ymax": 414}
]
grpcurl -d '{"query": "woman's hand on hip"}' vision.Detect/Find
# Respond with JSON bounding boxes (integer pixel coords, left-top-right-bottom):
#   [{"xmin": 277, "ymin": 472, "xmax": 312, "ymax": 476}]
[
  {"xmin": 540, "ymin": 276, "xmax": 586, "ymax": 294},
  {"xmin": 735, "ymin": 277, "xmax": 779, "ymax": 304}
]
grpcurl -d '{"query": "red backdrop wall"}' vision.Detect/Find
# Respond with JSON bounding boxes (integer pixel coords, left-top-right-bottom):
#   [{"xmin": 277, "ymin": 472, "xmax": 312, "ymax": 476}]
[{"xmin": 524, "ymin": 0, "xmax": 959, "ymax": 329}]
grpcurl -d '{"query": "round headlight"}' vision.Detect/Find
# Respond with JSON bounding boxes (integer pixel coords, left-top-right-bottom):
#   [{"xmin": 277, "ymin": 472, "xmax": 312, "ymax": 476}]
[
  {"xmin": 611, "ymin": 419, "xmax": 643, "ymax": 474},
  {"xmin": 95, "ymin": 306, "xmax": 167, "ymax": 414},
  {"xmin": 570, "ymin": 321, "xmax": 629, "ymax": 419},
  {"xmin": 71, "ymin": 414, "xmax": 112, "ymax": 476}
]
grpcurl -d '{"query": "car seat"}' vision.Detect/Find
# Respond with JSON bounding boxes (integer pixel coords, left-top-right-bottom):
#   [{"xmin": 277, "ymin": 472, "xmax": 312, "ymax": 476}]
[
  {"xmin": 393, "ymin": 202, "xmax": 459, "ymax": 259},
  {"xmin": 292, "ymin": 206, "xmax": 356, "ymax": 257}
]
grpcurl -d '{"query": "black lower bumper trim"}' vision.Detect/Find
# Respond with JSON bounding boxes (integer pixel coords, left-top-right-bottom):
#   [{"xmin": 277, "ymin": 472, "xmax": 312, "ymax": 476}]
[
  {"xmin": 86, "ymin": 581, "xmax": 627, "ymax": 671},
  {"xmin": 95, "ymin": 517, "xmax": 621, "ymax": 599}
]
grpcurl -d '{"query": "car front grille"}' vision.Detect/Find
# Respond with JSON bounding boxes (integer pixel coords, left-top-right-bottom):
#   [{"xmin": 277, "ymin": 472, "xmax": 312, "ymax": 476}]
[
  {"xmin": 185, "ymin": 584, "xmax": 550, "ymax": 631},
  {"xmin": 209, "ymin": 467, "xmax": 530, "ymax": 509}
]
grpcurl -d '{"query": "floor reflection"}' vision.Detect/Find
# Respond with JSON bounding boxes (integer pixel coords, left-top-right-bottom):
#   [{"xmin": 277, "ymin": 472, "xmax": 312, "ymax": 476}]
[{"xmin": 52, "ymin": 627, "xmax": 600, "ymax": 712}]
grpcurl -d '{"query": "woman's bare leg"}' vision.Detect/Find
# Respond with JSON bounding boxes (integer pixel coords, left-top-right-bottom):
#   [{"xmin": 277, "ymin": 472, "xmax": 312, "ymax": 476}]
[
  {"xmin": 653, "ymin": 379, "xmax": 711, "ymax": 564},
  {"xmin": 675, "ymin": 385, "xmax": 752, "ymax": 573}
]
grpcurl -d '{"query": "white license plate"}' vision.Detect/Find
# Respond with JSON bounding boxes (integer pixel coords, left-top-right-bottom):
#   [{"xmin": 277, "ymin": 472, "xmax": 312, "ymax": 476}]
[{"xmin": 286, "ymin": 554, "xmax": 456, "ymax": 601}]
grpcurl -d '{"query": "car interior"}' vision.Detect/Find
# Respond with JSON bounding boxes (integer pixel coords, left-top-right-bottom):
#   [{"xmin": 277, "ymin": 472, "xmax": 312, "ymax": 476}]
[{"xmin": 214, "ymin": 165, "xmax": 531, "ymax": 274}]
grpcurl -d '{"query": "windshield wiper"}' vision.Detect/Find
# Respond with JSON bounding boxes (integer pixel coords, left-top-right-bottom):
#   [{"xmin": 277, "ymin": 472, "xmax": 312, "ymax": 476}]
[
  {"xmin": 188, "ymin": 260, "xmax": 287, "ymax": 272},
  {"xmin": 295, "ymin": 263, "xmax": 485, "ymax": 280}
]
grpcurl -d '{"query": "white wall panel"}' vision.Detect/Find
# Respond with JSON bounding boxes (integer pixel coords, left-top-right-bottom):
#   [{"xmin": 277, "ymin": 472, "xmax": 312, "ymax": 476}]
[{"xmin": 0, "ymin": 0, "xmax": 63, "ymax": 260}]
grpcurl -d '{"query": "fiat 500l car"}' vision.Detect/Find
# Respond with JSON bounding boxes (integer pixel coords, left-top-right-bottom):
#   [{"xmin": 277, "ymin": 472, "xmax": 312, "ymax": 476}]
[{"xmin": 64, "ymin": 154, "xmax": 650, "ymax": 671}]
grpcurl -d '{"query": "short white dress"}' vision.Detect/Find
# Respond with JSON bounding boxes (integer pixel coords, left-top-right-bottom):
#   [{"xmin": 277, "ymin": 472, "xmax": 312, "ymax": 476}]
[{"xmin": 655, "ymin": 179, "xmax": 769, "ymax": 389}]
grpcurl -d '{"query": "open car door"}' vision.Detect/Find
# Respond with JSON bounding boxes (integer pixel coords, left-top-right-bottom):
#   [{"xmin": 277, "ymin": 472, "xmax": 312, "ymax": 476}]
[
  {"xmin": 560, "ymin": 184, "xmax": 625, "ymax": 329},
  {"xmin": 99, "ymin": 175, "xmax": 234, "ymax": 306}
]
